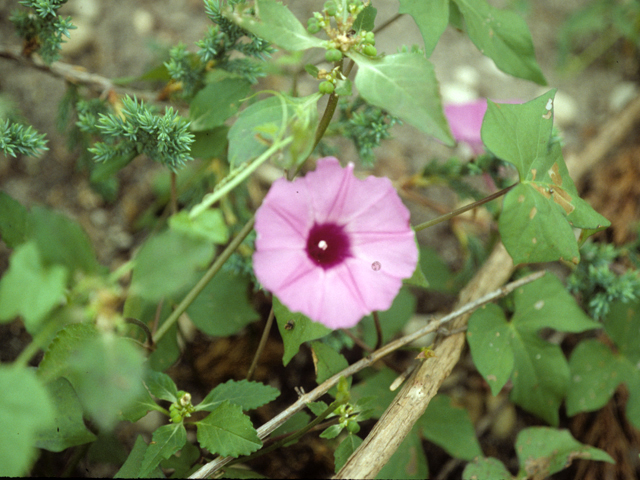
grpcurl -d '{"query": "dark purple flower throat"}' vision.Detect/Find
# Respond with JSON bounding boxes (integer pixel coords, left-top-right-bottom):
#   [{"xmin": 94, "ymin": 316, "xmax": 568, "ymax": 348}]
[{"xmin": 306, "ymin": 223, "xmax": 351, "ymax": 269}]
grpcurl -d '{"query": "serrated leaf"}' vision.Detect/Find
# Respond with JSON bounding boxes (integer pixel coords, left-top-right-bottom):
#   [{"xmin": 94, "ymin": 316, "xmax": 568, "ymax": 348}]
[
  {"xmin": 196, "ymin": 379, "xmax": 280, "ymax": 412},
  {"xmin": 0, "ymin": 366, "xmax": 56, "ymax": 477},
  {"xmin": 398, "ymin": 0, "xmax": 449, "ymax": 56},
  {"xmin": 334, "ymin": 434, "xmax": 363, "ymax": 472},
  {"xmin": 311, "ymin": 341, "xmax": 349, "ymax": 385},
  {"xmin": 160, "ymin": 440, "xmax": 201, "ymax": 478},
  {"xmin": 0, "ymin": 191, "xmax": 27, "ymax": 248},
  {"xmin": 187, "ymin": 270, "xmax": 258, "ymax": 337},
  {"xmin": 189, "ymin": 77, "xmax": 251, "ymax": 131},
  {"xmin": 350, "ymin": 52, "xmax": 453, "ymax": 145},
  {"xmin": 376, "ymin": 428, "xmax": 428, "ymax": 479},
  {"xmin": 566, "ymin": 339, "xmax": 624, "ymax": 416},
  {"xmin": 320, "ymin": 424, "xmax": 343, "ymax": 439},
  {"xmin": 452, "ymin": 0, "xmax": 546, "ymax": 84},
  {"xmin": 27, "ymin": 206, "xmax": 100, "ymax": 274},
  {"xmin": 139, "ymin": 423, "xmax": 187, "ymax": 477},
  {"xmin": 196, "ymin": 401, "xmax": 261, "ymax": 457},
  {"xmin": 483, "ymin": 91, "xmax": 609, "ymax": 264},
  {"xmin": 33, "ymin": 377, "xmax": 97, "ymax": 452},
  {"xmin": 169, "ymin": 209, "xmax": 229, "ymax": 244},
  {"xmin": 418, "ymin": 394, "xmax": 482, "ymax": 461},
  {"xmin": 0, "ymin": 241, "xmax": 67, "ymax": 332},
  {"xmin": 467, "ymin": 304, "xmax": 514, "ymax": 395},
  {"xmin": 273, "ymin": 296, "xmax": 331, "ymax": 366},
  {"xmin": 145, "ymin": 370, "xmax": 179, "ymax": 403},
  {"xmin": 463, "ymin": 457, "xmax": 513, "ymax": 480},
  {"xmin": 120, "ymin": 383, "xmax": 161, "ymax": 423},
  {"xmin": 515, "ymin": 427, "xmax": 614, "ymax": 479},
  {"xmin": 225, "ymin": 0, "xmax": 324, "ymax": 51},
  {"xmin": 130, "ymin": 229, "xmax": 214, "ymax": 302}
]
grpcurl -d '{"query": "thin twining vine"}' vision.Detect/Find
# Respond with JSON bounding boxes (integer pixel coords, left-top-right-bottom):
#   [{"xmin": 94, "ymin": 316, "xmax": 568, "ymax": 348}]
[{"xmin": 189, "ymin": 270, "xmax": 546, "ymax": 479}]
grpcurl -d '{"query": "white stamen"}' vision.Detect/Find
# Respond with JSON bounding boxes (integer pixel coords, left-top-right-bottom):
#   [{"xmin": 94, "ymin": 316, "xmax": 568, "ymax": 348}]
[{"xmin": 318, "ymin": 240, "xmax": 328, "ymax": 250}]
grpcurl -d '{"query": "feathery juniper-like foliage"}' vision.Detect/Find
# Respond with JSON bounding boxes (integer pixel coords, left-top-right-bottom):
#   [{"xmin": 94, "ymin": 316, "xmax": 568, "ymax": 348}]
[
  {"xmin": 11, "ymin": 0, "xmax": 76, "ymax": 64},
  {"xmin": 0, "ymin": 119, "xmax": 48, "ymax": 158},
  {"xmin": 86, "ymin": 96, "xmax": 194, "ymax": 172}
]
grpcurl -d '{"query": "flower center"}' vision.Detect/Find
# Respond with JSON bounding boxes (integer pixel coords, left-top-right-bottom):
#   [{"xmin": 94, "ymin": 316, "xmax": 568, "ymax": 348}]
[{"xmin": 306, "ymin": 223, "xmax": 351, "ymax": 269}]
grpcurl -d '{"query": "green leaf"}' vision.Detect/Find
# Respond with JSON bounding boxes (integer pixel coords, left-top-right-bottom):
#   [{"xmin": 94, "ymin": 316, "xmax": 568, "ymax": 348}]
[
  {"xmin": 37, "ymin": 322, "xmax": 99, "ymax": 383},
  {"xmin": 169, "ymin": 209, "xmax": 230, "ymax": 244},
  {"xmin": 334, "ymin": 434, "xmax": 363, "ymax": 472},
  {"xmin": 145, "ymin": 370, "xmax": 179, "ymax": 403},
  {"xmin": 376, "ymin": 428, "xmax": 428, "ymax": 479},
  {"xmin": 120, "ymin": 383, "xmax": 161, "ymax": 423},
  {"xmin": 320, "ymin": 424, "xmax": 344, "ymax": 439},
  {"xmin": 226, "ymin": 0, "xmax": 324, "ymax": 51},
  {"xmin": 353, "ymin": 5, "xmax": 377, "ymax": 32},
  {"xmin": 160, "ymin": 440, "xmax": 201, "ymax": 477},
  {"xmin": 463, "ymin": 457, "xmax": 513, "ymax": 480},
  {"xmin": 273, "ymin": 296, "xmax": 331, "ymax": 366},
  {"xmin": 468, "ymin": 275, "xmax": 600, "ymax": 425},
  {"xmin": 452, "ymin": 0, "xmax": 546, "ymax": 84},
  {"xmin": 190, "ymin": 77, "xmax": 252, "ymax": 131},
  {"xmin": 418, "ymin": 246, "xmax": 454, "ymax": 293},
  {"xmin": 190, "ymin": 126, "xmax": 229, "ymax": 159},
  {"xmin": 358, "ymin": 287, "xmax": 416, "ymax": 349},
  {"xmin": 196, "ymin": 379, "xmax": 280, "ymax": 412},
  {"xmin": 602, "ymin": 300, "xmax": 640, "ymax": 428},
  {"xmin": 0, "ymin": 191, "xmax": 28, "ymax": 248},
  {"xmin": 130, "ymin": 229, "xmax": 214, "ymax": 302},
  {"xmin": 0, "ymin": 241, "xmax": 67, "ymax": 332},
  {"xmin": 311, "ymin": 341, "xmax": 349, "ymax": 385},
  {"xmin": 115, "ymin": 435, "xmax": 164, "ymax": 479},
  {"xmin": 404, "ymin": 258, "xmax": 430, "ymax": 289},
  {"xmin": 398, "ymin": 0, "xmax": 449, "ymax": 56},
  {"xmin": 228, "ymin": 93, "xmax": 319, "ymax": 168},
  {"xmin": 566, "ymin": 339, "xmax": 624, "ymax": 416},
  {"xmin": 27, "ymin": 206, "xmax": 100, "ymax": 274},
  {"xmin": 139, "ymin": 423, "xmax": 187, "ymax": 477},
  {"xmin": 187, "ymin": 270, "xmax": 258, "ymax": 337},
  {"xmin": 350, "ymin": 368, "xmax": 399, "ymax": 419},
  {"xmin": 418, "ymin": 394, "xmax": 482, "ymax": 461},
  {"xmin": 33, "ymin": 377, "xmax": 97, "ymax": 452},
  {"xmin": 66, "ymin": 334, "xmax": 146, "ymax": 430},
  {"xmin": 350, "ymin": 52, "xmax": 454, "ymax": 145},
  {"xmin": 196, "ymin": 401, "xmax": 262, "ymax": 457},
  {"xmin": 483, "ymin": 91, "xmax": 610, "ymax": 264},
  {"xmin": 467, "ymin": 304, "xmax": 514, "ymax": 395},
  {"xmin": 0, "ymin": 366, "xmax": 55, "ymax": 477},
  {"xmin": 515, "ymin": 427, "xmax": 614, "ymax": 478}
]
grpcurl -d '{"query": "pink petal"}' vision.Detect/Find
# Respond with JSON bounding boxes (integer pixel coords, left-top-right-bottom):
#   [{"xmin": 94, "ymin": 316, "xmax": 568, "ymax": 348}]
[{"xmin": 444, "ymin": 100, "xmax": 488, "ymax": 152}]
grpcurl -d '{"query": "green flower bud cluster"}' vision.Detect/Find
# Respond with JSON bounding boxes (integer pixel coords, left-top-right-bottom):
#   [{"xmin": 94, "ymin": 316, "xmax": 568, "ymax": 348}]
[
  {"xmin": 360, "ymin": 31, "xmax": 377, "ymax": 57},
  {"xmin": 169, "ymin": 391, "xmax": 195, "ymax": 424}
]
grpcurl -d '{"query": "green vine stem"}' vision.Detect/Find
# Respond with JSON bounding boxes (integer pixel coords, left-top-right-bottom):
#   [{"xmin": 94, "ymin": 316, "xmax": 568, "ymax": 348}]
[
  {"xmin": 152, "ymin": 216, "xmax": 255, "ymax": 344},
  {"xmin": 412, "ymin": 183, "xmax": 517, "ymax": 232}
]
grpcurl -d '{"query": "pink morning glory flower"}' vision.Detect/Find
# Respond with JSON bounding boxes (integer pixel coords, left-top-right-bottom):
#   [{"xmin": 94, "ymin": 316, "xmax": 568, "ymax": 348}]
[
  {"xmin": 253, "ymin": 157, "xmax": 418, "ymax": 329},
  {"xmin": 444, "ymin": 99, "xmax": 488, "ymax": 154}
]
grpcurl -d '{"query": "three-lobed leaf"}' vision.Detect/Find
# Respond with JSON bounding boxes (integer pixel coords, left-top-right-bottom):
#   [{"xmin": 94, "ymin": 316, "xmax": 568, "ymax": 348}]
[
  {"xmin": 482, "ymin": 90, "xmax": 610, "ymax": 264},
  {"xmin": 467, "ymin": 274, "xmax": 600, "ymax": 424}
]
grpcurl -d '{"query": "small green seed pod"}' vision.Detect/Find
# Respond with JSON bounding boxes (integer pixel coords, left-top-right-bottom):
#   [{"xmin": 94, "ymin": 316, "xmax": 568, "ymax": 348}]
[
  {"xmin": 319, "ymin": 81, "xmax": 335, "ymax": 95},
  {"xmin": 324, "ymin": 1, "xmax": 337, "ymax": 16},
  {"xmin": 363, "ymin": 45, "xmax": 377, "ymax": 57},
  {"xmin": 325, "ymin": 49, "xmax": 342, "ymax": 63}
]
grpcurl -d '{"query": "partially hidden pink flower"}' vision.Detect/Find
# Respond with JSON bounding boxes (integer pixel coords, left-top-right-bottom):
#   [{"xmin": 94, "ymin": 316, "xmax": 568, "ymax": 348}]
[
  {"xmin": 253, "ymin": 157, "xmax": 418, "ymax": 329},
  {"xmin": 444, "ymin": 99, "xmax": 488, "ymax": 154}
]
